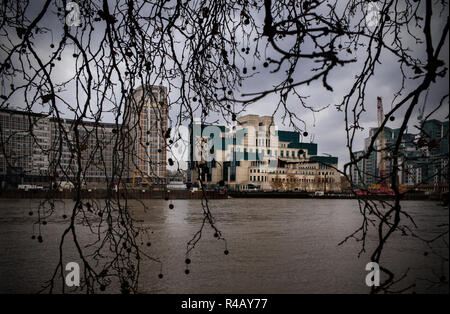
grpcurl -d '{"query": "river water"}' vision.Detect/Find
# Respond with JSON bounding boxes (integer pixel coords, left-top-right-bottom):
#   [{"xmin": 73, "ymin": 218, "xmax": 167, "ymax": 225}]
[{"xmin": 0, "ymin": 198, "xmax": 448, "ymax": 294}]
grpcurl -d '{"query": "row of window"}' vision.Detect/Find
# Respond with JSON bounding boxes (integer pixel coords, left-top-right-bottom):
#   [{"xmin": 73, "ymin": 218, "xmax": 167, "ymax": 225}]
[
  {"xmin": 225, "ymin": 147, "xmax": 307, "ymax": 159},
  {"xmin": 248, "ymin": 175, "xmax": 335, "ymax": 183},
  {"xmin": 250, "ymin": 175, "xmax": 268, "ymax": 182},
  {"xmin": 249, "ymin": 167, "xmax": 335, "ymax": 176},
  {"xmin": 250, "ymin": 168, "xmax": 286, "ymax": 174},
  {"xmin": 255, "ymin": 139, "xmax": 271, "ymax": 147}
]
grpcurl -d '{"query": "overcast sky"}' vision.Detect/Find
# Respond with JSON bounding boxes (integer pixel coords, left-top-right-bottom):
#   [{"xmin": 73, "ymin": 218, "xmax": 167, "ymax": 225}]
[{"xmin": 2, "ymin": 1, "xmax": 448, "ymax": 171}]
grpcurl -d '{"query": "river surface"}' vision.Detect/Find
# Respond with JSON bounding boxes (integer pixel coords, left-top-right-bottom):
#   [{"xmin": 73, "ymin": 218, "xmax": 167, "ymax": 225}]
[{"xmin": 0, "ymin": 198, "xmax": 448, "ymax": 294}]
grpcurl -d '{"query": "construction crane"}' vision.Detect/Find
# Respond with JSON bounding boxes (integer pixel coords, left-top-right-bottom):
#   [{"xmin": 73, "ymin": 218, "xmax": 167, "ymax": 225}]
[
  {"xmin": 377, "ymin": 96, "xmax": 387, "ymax": 187},
  {"xmin": 132, "ymin": 169, "xmax": 152, "ymax": 188},
  {"xmin": 417, "ymin": 102, "xmax": 425, "ymax": 123},
  {"xmin": 417, "ymin": 99, "xmax": 426, "ymax": 126}
]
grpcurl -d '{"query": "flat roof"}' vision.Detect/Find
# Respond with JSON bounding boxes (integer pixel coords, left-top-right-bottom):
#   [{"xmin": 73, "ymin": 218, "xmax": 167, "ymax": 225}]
[{"xmin": 0, "ymin": 108, "xmax": 47, "ymax": 118}]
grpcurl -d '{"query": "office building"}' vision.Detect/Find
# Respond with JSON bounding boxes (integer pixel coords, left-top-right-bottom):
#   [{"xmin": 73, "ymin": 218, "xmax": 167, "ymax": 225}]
[
  {"xmin": 350, "ymin": 120, "xmax": 449, "ymax": 192},
  {"xmin": 0, "ymin": 85, "xmax": 168, "ymax": 189},
  {"xmin": 189, "ymin": 114, "xmax": 339, "ymax": 192}
]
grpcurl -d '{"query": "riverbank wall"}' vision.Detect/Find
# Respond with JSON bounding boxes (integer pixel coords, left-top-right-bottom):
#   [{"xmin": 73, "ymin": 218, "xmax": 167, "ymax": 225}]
[
  {"xmin": 0, "ymin": 189, "xmax": 446, "ymax": 202},
  {"xmin": 228, "ymin": 191, "xmax": 447, "ymax": 201},
  {"xmin": 0, "ymin": 189, "xmax": 228, "ymax": 200}
]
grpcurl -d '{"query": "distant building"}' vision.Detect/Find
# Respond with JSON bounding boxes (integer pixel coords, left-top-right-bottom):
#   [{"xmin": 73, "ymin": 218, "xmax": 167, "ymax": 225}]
[
  {"xmin": 0, "ymin": 85, "xmax": 168, "ymax": 189},
  {"xmin": 189, "ymin": 114, "xmax": 339, "ymax": 192},
  {"xmin": 0, "ymin": 108, "xmax": 50, "ymax": 187},
  {"xmin": 350, "ymin": 119, "xmax": 449, "ymax": 192},
  {"xmin": 167, "ymin": 170, "xmax": 188, "ymax": 190},
  {"xmin": 416, "ymin": 119, "xmax": 449, "ymax": 186},
  {"xmin": 350, "ymin": 150, "xmax": 365, "ymax": 187},
  {"xmin": 124, "ymin": 85, "xmax": 168, "ymax": 186},
  {"xmin": 48, "ymin": 117, "xmax": 119, "ymax": 188}
]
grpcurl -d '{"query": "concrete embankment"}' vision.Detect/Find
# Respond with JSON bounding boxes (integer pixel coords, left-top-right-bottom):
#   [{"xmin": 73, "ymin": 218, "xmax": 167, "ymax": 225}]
[
  {"xmin": 0, "ymin": 189, "xmax": 228, "ymax": 200},
  {"xmin": 228, "ymin": 191, "xmax": 447, "ymax": 201},
  {"xmin": 0, "ymin": 189, "xmax": 446, "ymax": 202}
]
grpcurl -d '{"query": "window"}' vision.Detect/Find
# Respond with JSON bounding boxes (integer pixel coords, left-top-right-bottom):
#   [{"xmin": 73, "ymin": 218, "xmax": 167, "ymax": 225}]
[{"xmin": 230, "ymin": 166, "xmax": 236, "ymax": 181}]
